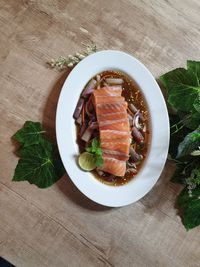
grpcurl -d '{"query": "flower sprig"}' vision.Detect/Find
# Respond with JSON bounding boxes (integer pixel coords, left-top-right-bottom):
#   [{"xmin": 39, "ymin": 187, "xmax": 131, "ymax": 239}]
[{"xmin": 48, "ymin": 43, "xmax": 97, "ymax": 70}]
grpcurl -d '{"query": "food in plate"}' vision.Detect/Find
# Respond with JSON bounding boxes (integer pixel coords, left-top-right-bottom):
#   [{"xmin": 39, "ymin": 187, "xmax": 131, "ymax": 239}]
[{"xmin": 73, "ymin": 71, "xmax": 150, "ymax": 185}]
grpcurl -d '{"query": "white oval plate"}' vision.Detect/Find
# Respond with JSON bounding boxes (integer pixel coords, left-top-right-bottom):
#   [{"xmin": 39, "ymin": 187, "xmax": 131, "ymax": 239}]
[{"xmin": 56, "ymin": 50, "xmax": 169, "ymax": 207}]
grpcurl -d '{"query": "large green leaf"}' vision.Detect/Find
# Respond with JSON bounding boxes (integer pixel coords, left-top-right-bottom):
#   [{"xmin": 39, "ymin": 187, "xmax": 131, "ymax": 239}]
[
  {"xmin": 169, "ymin": 114, "xmax": 190, "ymax": 158},
  {"xmin": 12, "ymin": 121, "xmax": 45, "ymax": 147},
  {"xmin": 171, "ymin": 164, "xmax": 187, "ymax": 184},
  {"xmin": 161, "ymin": 60, "xmax": 200, "ymax": 230},
  {"xmin": 160, "ymin": 68, "xmax": 200, "ymax": 113},
  {"xmin": 187, "ymin": 61, "xmax": 200, "ymax": 114},
  {"xmin": 176, "ymin": 126, "xmax": 200, "ymax": 158},
  {"xmin": 187, "ymin": 60, "xmax": 200, "ymax": 83},
  {"xmin": 177, "ymin": 188, "xmax": 200, "ymax": 230},
  {"xmin": 193, "ymin": 97, "xmax": 200, "ymax": 113},
  {"xmin": 13, "ymin": 139, "xmax": 64, "ymax": 188},
  {"xmin": 184, "ymin": 112, "xmax": 200, "ymax": 130}
]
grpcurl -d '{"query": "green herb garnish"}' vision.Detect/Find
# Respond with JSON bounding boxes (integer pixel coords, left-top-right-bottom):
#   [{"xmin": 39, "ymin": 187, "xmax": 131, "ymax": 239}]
[
  {"xmin": 160, "ymin": 60, "xmax": 200, "ymax": 230},
  {"xmin": 12, "ymin": 121, "xmax": 65, "ymax": 188},
  {"xmin": 86, "ymin": 137, "xmax": 103, "ymax": 167}
]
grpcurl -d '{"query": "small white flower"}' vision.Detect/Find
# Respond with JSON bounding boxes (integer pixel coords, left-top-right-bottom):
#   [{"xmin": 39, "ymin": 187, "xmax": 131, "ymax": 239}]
[
  {"xmin": 190, "ymin": 147, "xmax": 200, "ymax": 156},
  {"xmin": 71, "ymin": 56, "xmax": 79, "ymax": 63},
  {"xmin": 67, "ymin": 62, "xmax": 74, "ymax": 67},
  {"xmin": 49, "ymin": 43, "xmax": 97, "ymax": 70},
  {"xmin": 188, "ymin": 189, "xmax": 193, "ymax": 197},
  {"xmin": 77, "ymin": 54, "xmax": 85, "ymax": 59},
  {"xmin": 187, "ymin": 184, "xmax": 196, "ymax": 190}
]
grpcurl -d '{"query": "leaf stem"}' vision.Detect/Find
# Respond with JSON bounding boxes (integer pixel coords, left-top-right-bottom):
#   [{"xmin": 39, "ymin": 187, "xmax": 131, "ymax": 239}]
[{"xmin": 171, "ymin": 115, "xmax": 191, "ymax": 135}]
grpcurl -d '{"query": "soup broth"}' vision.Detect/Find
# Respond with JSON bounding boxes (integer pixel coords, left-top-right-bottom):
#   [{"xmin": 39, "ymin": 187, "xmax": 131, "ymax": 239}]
[{"xmin": 75, "ymin": 70, "xmax": 150, "ymax": 186}]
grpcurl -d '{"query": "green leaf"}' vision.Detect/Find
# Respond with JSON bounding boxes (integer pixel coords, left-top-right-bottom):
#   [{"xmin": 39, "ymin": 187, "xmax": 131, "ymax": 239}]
[
  {"xmin": 95, "ymin": 148, "xmax": 102, "ymax": 156},
  {"xmin": 92, "ymin": 137, "xmax": 100, "ymax": 149},
  {"xmin": 169, "ymin": 114, "xmax": 190, "ymax": 158},
  {"xmin": 160, "ymin": 68, "xmax": 200, "ymax": 113},
  {"xmin": 86, "ymin": 137, "xmax": 103, "ymax": 167},
  {"xmin": 13, "ymin": 139, "xmax": 64, "ymax": 188},
  {"xmin": 12, "ymin": 121, "xmax": 45, "ymax": 147},
  {"xmin": 177, "ymin": 188, "xmax": 200, "ymax": 230},
  {"xmin": 187, "ymin": 60, "xmax": 200, "ymax": 83},
  {"xmin": 171, "ymin": 164, "xmax": 187, "ymax": 184},
  {"xmin": 191, "ymin": 132, "xmax": 200, "ymax": 142},
  {"xmin": 162, "ymin": 61, "xmax": 200, "ymax": 230},
  {"xmin": 95, "ymin": 155, "xmax": 104, "ymax": 167},
  {"xmin": 53, "ymin": 150, "xmax": 66, "ymax": 178},
  {"xmin": 176, "ymin": 126, "xmax": 200, "ymax": 158},
  {"xmin": 193, "ymin": 95, "xmax": 200, "ymax": 113},
  {"xmin": 86, "ymin": 147, "xmax": 93, "ymax": 153},
  {"xmin": 193, "ymin": 168, "xmax": 200, "ymax": 185},
  {"xmin": 184, "ymin": 112, "xmax": 200, "ymax": 130}
]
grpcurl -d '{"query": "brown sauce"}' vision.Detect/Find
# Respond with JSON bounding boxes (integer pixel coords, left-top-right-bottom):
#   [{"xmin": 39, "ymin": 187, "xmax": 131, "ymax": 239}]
[{"xmin": 76, "ymin": 70, "xmax": 150, "ymax": 186}]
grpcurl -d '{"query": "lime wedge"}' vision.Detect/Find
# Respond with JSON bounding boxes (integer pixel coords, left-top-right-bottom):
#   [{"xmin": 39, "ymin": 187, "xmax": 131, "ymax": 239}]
[{"xmin": 78, "ymin": 152, "xmax": 96, "ymax": 171}]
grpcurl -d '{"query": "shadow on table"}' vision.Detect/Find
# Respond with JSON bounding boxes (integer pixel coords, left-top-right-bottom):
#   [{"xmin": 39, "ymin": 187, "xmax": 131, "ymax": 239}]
[
  {"xmin": 42, "ymin": 70, "xmax": 112, "ymax": 212},
  {"xmin": 140, "ymin": 161, "xmax": 181, "ymax": 211},
  {"xmin": 42, "ymin": 70, "xmax": 71, "ymax": 142},
  {"xmin": 57, "ymin": 175, "xmax": 112, "ymax": 211}
]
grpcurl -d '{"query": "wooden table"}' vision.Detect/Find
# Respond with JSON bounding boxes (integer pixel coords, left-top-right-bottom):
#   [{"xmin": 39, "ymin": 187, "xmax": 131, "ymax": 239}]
[{"xmin": 1, "ymin": 1, "xmax": 200, "ymax": 266}]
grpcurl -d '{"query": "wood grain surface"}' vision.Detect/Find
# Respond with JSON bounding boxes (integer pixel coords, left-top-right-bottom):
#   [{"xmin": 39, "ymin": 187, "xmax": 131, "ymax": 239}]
[{"xmin": 1, "ymin": 0, "xmax": 200, "ymax": 266}]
